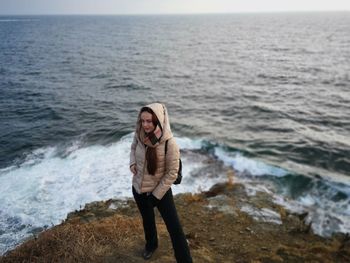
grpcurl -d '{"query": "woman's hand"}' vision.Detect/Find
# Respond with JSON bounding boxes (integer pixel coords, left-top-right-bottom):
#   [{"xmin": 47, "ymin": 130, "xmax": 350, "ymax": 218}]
[
  {"xmin": 130, "ymin": 164, "xmax": 137, "ymax": 175},
  {"xmin": 149, "ymin": 194, "xmax": 160, "ymax": 207}
]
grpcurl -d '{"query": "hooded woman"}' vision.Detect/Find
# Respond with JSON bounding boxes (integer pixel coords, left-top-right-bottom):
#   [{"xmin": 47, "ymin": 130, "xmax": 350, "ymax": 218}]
[{"xmin": 130, "ymin": 103, "xmax": 193, "ymax": 262}]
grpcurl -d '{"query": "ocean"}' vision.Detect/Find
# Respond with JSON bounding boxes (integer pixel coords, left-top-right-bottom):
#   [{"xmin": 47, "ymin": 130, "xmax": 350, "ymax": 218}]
[{"xmin": 0, "ymin": 12, "xmax": 349, "ymax": 255}]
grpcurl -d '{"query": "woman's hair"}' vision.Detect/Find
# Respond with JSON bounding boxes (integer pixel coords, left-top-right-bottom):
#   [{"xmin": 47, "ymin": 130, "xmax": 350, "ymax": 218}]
[{"xmin": 141, "ymin": 107, "xmax": 158, "ymax": 175}]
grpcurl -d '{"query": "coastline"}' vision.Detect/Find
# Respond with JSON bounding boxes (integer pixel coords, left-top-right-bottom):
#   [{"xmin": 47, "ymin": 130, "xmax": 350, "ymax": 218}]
[{"xmin": 1, "ymin": 181, "xmax": 349, "ymax": 262}]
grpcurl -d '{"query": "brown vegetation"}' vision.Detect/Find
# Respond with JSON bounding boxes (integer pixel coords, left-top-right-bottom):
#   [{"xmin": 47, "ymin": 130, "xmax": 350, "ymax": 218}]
[
  {"xmin": 1, "ymin": 215, "xmax": 145, "ymax": 263},
  {"xmin": 1, "ymin": 182, "xmax": 350, "ymax": 263}
]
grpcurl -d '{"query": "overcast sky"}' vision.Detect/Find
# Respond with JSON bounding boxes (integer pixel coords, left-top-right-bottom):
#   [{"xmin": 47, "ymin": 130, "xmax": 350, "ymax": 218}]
[{"xmin": 1, "ymin": 0, "xmax": 350, "ymax": 15}]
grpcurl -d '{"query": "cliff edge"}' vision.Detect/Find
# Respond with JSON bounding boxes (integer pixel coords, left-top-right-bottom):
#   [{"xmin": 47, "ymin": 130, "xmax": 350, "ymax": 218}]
[{"xmin": 1, "ymin": 182, "xmax": 350, "ymax": 263}]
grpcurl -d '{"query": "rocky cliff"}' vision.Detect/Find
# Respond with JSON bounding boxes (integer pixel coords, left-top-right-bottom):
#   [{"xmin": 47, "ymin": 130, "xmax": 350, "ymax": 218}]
[{"xmin": 1, "ymin": 181, "xmax": 349, "ymax": 262}]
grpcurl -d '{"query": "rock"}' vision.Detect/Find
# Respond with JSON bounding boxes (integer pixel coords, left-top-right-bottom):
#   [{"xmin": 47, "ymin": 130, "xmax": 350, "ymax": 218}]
[
  {"xmin": 204, "ymin": 182, "xmax": 228, "ymax": 197},
  {"xmin": 2, "ymin": 183, "xmax": 349, "ymax": 263}
]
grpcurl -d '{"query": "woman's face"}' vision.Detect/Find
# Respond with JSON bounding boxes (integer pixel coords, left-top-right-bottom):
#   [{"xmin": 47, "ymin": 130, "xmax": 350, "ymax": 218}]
[{"xmin": 141, "ymin": 111, "xmax": 155, "ymax": 133}]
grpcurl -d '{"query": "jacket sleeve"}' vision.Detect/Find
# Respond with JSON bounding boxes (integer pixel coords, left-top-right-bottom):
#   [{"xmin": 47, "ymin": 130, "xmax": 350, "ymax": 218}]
[
  {"xmin": 152, "ymin": 138, "xmax": 180, "ymax": 200},
  {"xmin": 130, "ymin": 134, "xmax": 137, "ymax": 167}
]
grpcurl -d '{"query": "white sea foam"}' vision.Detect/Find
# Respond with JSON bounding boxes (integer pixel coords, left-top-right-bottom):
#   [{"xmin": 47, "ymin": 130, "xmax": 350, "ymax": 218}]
[
  {"xmin": 0, "ymin": 134, "xmax": 349, "ymax": 254},
  {"xmin": 212, "ymin": 145, "xmax": 350, "ymax": 237},
  {"xmin": 0, "ymin": 133, "xmax": 220, "ymax": 254},
  {"xmin": 176, "ymin": 136, "xmax": 203, "ymax": 150},
  {"xmin": 213, "ymin": 147, "xmax": 288, "ymax": 177},
  {"xmin": 0, "ymin": 135, "xmax": 133, "ymax": 254},
  {"xmin": 283, "ymin": 194, "xmax": 348, "ymax": 236},
  {"xmin": 281, "ymin": 160, "xmax": 350, "ymax": 187}
]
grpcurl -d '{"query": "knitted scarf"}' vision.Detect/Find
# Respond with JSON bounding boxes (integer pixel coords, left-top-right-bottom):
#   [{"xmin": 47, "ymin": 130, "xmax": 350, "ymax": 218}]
[{"xmin": 143, "ymin": 124, "xmax": 163, "ymax": 147}]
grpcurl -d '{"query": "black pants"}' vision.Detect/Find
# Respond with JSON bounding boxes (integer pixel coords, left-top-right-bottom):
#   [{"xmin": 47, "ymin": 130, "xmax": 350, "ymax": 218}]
[{"xmin": 132, "ymin": 187, "xmax": 193, "ymax": 263}]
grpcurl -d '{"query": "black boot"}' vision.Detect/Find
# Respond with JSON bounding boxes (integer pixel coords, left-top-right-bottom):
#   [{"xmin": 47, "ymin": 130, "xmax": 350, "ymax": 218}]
[{"xmin": 142, "ymin": 248, "xmax": 156, "ymax": 260}]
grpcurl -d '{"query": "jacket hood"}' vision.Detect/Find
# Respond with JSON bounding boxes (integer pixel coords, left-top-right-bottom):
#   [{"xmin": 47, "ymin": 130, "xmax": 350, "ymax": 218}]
[{"xmin": 136, "ymin": 103, "xmax": 174, "ymax": 143}]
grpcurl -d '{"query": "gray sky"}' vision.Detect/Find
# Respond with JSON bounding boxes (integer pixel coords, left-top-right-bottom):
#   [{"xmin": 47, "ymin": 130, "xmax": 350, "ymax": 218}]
[{"xmin": 1, "ymin": 0, "xmax": 350, "ymax": 15}]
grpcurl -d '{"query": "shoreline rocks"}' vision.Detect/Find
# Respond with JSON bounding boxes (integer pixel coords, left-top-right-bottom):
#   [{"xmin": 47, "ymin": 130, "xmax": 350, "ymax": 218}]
[{"xmin": 1, "ymin": 182, "xmax": 349, "ymax": 262}]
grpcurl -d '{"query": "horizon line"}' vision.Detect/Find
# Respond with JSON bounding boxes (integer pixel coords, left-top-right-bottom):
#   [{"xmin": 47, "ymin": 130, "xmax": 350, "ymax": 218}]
[{"xmin": 0, "ymin": 10, "xmax": 349, "ymax": 16}]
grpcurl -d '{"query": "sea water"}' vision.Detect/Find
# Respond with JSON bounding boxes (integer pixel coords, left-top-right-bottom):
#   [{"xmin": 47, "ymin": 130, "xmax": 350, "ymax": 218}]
[{"xmin": 0, "ymin": 13, "xmax": 350, "ymax": 254}]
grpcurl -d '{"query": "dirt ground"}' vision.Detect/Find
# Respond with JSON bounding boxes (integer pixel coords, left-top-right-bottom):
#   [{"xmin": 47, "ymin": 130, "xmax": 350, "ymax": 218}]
[{"xmin": 1, "ymin": 182, "xmax": 350, "ymax": 263}]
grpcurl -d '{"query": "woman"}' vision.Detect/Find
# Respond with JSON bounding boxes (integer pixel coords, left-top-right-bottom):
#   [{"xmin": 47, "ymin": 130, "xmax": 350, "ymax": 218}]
[{"xmin": 130, "ymin": 103, "xmax": 193, "ymax": 262}]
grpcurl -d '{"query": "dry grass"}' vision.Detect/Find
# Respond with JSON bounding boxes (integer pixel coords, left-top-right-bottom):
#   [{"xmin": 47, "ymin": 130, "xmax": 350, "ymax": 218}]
[
  {"xmin": 3, "ymin": 181, "xmax": 349, "ymax": 263},
  {"xmin": 1, "ymin": 215, "xmax": 143, "ymax": 263},
  {"xmin": 182, "ymin": 193, "xmax": 205, "ymax": 203},
  {"xmin": 226, "ymin": 169, "xmax": 235, "ymax": 188}
]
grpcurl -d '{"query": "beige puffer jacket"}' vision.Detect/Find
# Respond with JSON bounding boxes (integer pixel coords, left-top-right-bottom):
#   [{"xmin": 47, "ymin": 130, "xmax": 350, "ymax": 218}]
[{"xmin": 130, "ymin": 103, "xmax": 180, "ymax": 200}]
